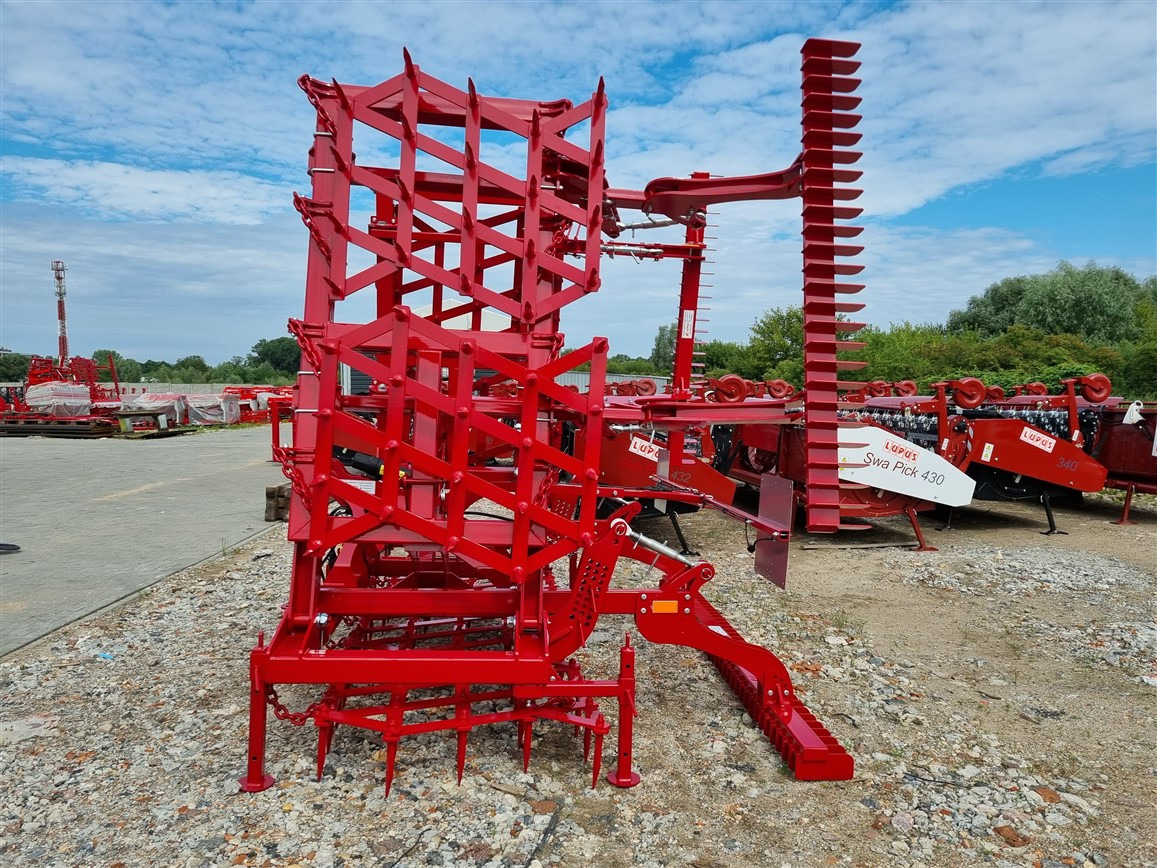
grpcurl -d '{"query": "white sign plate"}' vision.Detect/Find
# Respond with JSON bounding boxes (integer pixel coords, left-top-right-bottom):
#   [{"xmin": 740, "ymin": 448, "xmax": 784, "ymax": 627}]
[
  {"xmin": 680, "ymin": 310, "xmax": 696, "ymax": 340},
  {"xmin": 628, "ymin": 436, "xmax": 662, "ymax": 462},
  {"xmin": 1018, "ymin": 426, "xmax": 1056, "ymax": 453},
  {"xmin": 838, "ymin": 425, "xmax": 975, "ymax": 507}
]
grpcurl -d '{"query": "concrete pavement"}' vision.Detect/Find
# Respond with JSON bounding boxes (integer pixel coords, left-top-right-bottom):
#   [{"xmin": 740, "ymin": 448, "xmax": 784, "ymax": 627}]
[{"xmin": 0, "ymin": 427, "xmax": 286, "ymax": 656}]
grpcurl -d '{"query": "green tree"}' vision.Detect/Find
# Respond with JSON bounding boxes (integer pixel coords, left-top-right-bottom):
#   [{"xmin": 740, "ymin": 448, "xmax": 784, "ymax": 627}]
[
  {"xmin": 649, "ymin": 323, "xmax": 677, "ymax": 375},
  {"xmin": 146, "ymin": 364, "xmax": 175, "ymax": 384},
  {"xmin": 749, "ymin": 306, "xmax": 804, "ymax": 378},
  {"xmin": 700, "ymin": 339, "xmax": 761, "ymax": 379},
  {"xmin": 116, "ymin": 358, "xmax": 143, "ymax": 382},
  {"xmin": 175, "ymin": 355, "xmax": 210, "ymax": 374},
  {"xmin": 946, "ymin": 275, "xmax": 1035, "ymax": 336},
  {"xmin": 249, "ymin": 337, "xmax": 301, "ymax": 377},
  {"xmin": 1118, "ymin": 342, "xmax": 1157, "ymax": 399},
  {"xmin": 606, "ymin": 354, "xmax": 659, "ymax": 375},
  {"xmin": 947, "ymin": 261, "xmax": 1150, "ymax": 343},
  {"xmin": 0, "ymin": 352, "xmax": 30, "ymax": 381},
  {"xmin": 209, "ymin": 360, "xmax": 248, "ymax": 383},
  {"xmin": 1013, "ymin": 261, "xmax": 1146, "ymax": 344},
  {"xmin": 138, "ymin": 359, "xmax": 166, "ymax": 378},
  {"xmin": 172, "ymin": 366, "xmax": 207, "ymax": 384},
  {"xmin": 249, "ymin": 361, "xmax": 280, "ymax": 384}
]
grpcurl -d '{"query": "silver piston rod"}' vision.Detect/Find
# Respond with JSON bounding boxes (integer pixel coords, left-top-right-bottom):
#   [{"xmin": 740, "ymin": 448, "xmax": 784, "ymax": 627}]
[{"xmin": 620, "ymin": 524, "xmax": 696, "ymax": 567}]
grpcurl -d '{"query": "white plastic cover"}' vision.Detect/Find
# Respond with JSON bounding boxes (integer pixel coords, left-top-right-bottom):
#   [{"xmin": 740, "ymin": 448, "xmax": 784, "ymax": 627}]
[
  {"xmin": 24, "ymin": 381, "xmax": 91, "ymax": 417},
  {"xmin": 186, "ymin": 393, "xmax": 241, "ymax": 425},
  {"xmin": 121, "ymin": 393, "xmax": 187, "ymax": 426}
]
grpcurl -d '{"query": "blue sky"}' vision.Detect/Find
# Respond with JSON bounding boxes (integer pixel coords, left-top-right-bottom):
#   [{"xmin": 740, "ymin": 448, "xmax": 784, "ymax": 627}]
[{"xmin": 1, "ymin": 0, "xmax": 1154, "ymax": 364}]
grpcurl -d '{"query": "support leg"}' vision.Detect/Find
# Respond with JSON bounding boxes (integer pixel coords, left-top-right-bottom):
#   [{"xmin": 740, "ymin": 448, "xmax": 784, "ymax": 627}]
[
  {"xmin": 936, "ymin": 506, "xmax": 955, "ymax": 532},
  {"xmin": 238, "ymin": 643, "xmax": 276, "ymax": 792},
  {"xmin": 1040, "ymin": 494, "xmax": 1068, "ymax": 535},
  {"xmin": 606, "ymin": 635, "xmax": 641, "ymax": 788},
  {"xmin": 1113, "ymin": 484, "xmax": 1137, "ymax": 526},
  {"xmin": 905, "ymin": 505, "xmax": 937, "ymax": 552},
  {"xmin": 668, "ymin": 511, "xmax": 698, "ymax": 557}
]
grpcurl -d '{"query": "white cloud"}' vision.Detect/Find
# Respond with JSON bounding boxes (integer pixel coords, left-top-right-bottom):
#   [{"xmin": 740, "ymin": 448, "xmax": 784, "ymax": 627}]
[
  {"xmin": 0, "ymin": 1, "xmax": 1153, "ymax": 363},
  {"xmin": 1, "ymin": 158, "xmax": 287, "ymax": 224}
]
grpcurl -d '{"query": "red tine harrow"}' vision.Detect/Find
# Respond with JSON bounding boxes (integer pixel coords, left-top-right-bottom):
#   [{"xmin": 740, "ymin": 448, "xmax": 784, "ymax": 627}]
[{"xmin": 242, "ymin": 42, "xmax": 855, "ymax": 797}]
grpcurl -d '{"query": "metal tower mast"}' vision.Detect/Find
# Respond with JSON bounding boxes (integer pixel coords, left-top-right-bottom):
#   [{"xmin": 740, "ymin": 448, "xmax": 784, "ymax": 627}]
[{"xmin": 51, "ymin": 260, "xmax": 68, "ymax": 364}]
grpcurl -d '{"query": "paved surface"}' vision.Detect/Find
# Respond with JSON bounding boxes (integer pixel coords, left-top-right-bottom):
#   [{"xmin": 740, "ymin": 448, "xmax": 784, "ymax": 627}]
[{"xmin": 0, "ymin": 427, "xmax": 285, "ymax": 656}]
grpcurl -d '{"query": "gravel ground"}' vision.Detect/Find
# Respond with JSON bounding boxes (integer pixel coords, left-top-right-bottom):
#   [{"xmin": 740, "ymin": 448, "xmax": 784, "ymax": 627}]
[{"xmin": 1, "ymin": 495, "xmax": 1154, "ymax": 867}]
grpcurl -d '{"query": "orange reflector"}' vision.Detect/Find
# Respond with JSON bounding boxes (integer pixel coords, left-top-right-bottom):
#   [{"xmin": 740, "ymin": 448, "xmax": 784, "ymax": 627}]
[{"xmin": 651, "ymin": 600, "xmax": 679, "ymax": 614}]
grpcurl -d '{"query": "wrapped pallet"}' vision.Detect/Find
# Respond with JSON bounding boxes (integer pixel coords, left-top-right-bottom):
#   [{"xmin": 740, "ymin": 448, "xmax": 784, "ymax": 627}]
[
  {"xmin": 120, "ymin": 393, "xmax": 187, "ymax": 427},
  {"xmin": 186, "ymin": 393, "xmax": 241, "ymax": 425},
  {"xmin": 24, "ymin": 381, "xmax": 91, "ymax": 417}
]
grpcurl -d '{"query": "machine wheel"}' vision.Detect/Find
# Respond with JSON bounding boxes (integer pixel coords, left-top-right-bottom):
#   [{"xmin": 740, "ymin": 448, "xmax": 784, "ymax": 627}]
[
  {"xmin": 1079, "ymin": 373, "xmax": 1112, "ymax": 403},
  {"xmin": 952, "ymin": 377, "xmax": 986, "ymax": 410}
]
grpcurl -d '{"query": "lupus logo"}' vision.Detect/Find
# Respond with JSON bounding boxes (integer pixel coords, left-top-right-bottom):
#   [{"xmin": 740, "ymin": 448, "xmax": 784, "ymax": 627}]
[
  {"xmin": 882, "ymin": 439, "xmax": 919, "ymax": 463},
  {"xmin": 1019, "ymin": 427, "xmax": 1056, "ymax": 453}
]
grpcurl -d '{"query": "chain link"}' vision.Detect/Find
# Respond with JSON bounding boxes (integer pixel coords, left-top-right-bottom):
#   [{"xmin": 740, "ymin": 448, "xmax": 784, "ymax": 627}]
[
  {"xmin": 533, "ymin": 466, "xmax": 558, "ymax": 509},
  {"xmin": 273, "ymin": 446, "xmax": 310, "ymax": 501},
  {"xmin": 287, "ymin": 317, "xmax": 323, "ymax": 374},
  {"xmin": 267, "ymin": 686, "xmax": 323, "ymax": 727},
  {"xmin": 297, "ymin": 75, "xmax": 338, "ymax": 136},
  {"xmin": 545, "ymin": 219, "xmax": 575, "ymax": 258},
  {"xmin": 292, "ymin": 194, "xmax": 334, "ymax": 263}
]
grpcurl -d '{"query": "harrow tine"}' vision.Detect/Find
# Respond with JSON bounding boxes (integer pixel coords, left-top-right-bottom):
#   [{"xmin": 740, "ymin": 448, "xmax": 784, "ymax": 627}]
[
  {"xmin": 521, "ymin": 720, "xmax": 533, "ymax": 772},
  {"xmin": 591, "ymin": 731, "xmax": 604, "ymax": 788},
  {"xmin": 315, "ymin": 720, "xmax": 333, "ymax": 781},
  {"xmin": 583, "ymin": 728, "xmax": 592, "ymax": 762},
  {"xmin": 456, "ymin": 730, "xmax": 468, "ymax": 784},
  {"xmin": 383, "ymin": 740, "xmax": 399, "ymax": 797}
]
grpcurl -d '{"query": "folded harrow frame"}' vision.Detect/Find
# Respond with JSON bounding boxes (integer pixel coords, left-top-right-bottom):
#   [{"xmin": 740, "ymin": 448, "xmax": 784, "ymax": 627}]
[{"xmin": 243, "ymin": 43, "xmax": 856, "ymax": 796}]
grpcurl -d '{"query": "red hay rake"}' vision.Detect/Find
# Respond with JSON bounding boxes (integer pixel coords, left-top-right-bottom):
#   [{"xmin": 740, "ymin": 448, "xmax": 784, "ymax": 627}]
[{"xmin": 242, "ymin": 42, "xmax": 856, "ymax": 796}]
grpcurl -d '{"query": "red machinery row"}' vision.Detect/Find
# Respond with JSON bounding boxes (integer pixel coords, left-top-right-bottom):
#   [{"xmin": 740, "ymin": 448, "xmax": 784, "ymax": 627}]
[
  {"xmin": 0, "ymin": 351, "xmax": 292, "ymax": 436},
  {"xmin": 556, "ymin": 370, "xmax": 1153, "ymax": 550}
]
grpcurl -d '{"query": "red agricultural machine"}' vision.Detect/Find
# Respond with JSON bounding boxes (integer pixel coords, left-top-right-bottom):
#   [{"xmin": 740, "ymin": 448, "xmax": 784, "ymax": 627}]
[
  {"xmin": 1095, "ymin": 399, "xmax": 1157, "ymax": 523},
  {"xmin": 0, "ymin": 352, "xmax": 124, "ymax": 437},
  {"xmin": 243, "ymin": 40, "xmax": 867, "ymax": 795},
  {"xmin": 0, "ymin": 261, "xmax": 125, "ymax": 436},
  {"xmin": 970, "ymin": 376, "xmax": 1156, "ymax": 526},
  {"xmin": 223, "ymin": 384, "xmax": 295, "ymax": 424},
  {"xmin": 845, "ymin": 375, "xmax": 1118, "ymax": 533}
]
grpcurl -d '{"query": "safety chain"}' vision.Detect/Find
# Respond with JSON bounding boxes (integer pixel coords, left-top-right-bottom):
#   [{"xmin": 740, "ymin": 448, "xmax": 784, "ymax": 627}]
[
  {"xmin": 533, "ymin": 465, "xmax": 559, "ymax": 509},
  {"xmin": 275, "ymin": 448, "xmax": 310, "ymax": 502},
  {"xmin": 287, "ymin": 318, "xmax": 323, "ymax": 374},
  {"xmin": 297, "ymin": 75, "xmax": 337, "ymax": 136},
  {"xmin": 267, "ymin": 685, "xmax": 322, "ymax": 727},
  {"xmin": 271, "ymin": 443, "xmax": 289, "ymax": 467},
  {"xmin": 292, "ymin": 193, "xmax": 334, "ymax": 263},
  {"xmin": 545, "ymin": 219, "xmax": 576, "ymax": 259}
]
